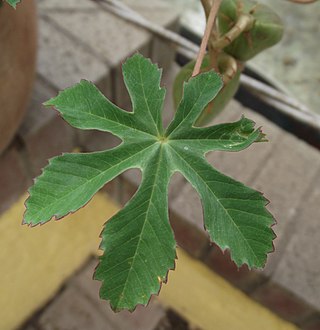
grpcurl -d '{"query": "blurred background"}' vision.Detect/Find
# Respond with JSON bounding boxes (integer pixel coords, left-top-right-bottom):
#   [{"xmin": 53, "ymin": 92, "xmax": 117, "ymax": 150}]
[{"xmin": 0, "ymin": 0, "xmax": 319, "ymax": 329}]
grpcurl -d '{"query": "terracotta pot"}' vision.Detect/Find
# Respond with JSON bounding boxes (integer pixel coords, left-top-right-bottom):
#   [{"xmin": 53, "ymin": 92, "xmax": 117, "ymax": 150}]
[{"xmin": 0, "ymin": 0, "xmax": 37, "ymax": 154}]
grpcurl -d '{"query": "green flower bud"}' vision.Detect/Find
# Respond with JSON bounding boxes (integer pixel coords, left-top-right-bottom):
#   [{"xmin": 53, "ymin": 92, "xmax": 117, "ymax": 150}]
[{"xmin": 218, "ymin": 0, "xmax": 284, "ymax": 61}]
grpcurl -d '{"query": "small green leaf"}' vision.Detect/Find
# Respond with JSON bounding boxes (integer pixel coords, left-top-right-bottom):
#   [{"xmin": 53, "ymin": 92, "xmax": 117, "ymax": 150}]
[
  {"xmin": 5, "ymin": 0, "xmax": 21, "ymax": 8},
  {"xmin": 24, "ymin": 53, "xmax": 275, "ymax": 311}
]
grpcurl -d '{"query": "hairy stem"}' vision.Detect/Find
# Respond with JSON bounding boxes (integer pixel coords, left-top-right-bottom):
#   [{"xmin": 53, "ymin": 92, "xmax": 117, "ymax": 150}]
[
  {"xmin": 211, "ymin": 14, "xmax": 254, "ymax": 49},
  {"xmin": 208, "ymin": 43, "xmax": 220, "ymax": 72},
  {"xmin": 201, "ymin": 0, "xmax": 220, "ymax": 71},
  {"xmin": 192, "ymin": 0, "xmax": 222, "ymax": 77}
]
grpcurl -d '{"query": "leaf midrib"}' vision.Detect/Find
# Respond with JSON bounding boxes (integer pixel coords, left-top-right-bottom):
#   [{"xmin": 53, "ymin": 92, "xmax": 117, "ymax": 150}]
[
  {"xmin": 63, "ymin": 109, "xmax": 156, "ymax": 140},
  {"xmin": 169, "ymin": 138, "xmax": 256, "ymax": 148},
  {"xmin": 115, "ymin": 145, "xmax": 167, "ymax": 308},
  {"xmin": 136, "ymin": 58, "xmax": 161, "ymax": 135}
]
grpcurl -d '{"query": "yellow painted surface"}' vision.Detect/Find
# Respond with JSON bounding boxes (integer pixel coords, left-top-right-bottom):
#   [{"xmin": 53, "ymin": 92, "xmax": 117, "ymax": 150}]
[
  {"xmin": 158, "ymin": 249, "xmax": 298, "ymax": 330},
  {"xmin": 0, "ymin": 193, "xmax": 118, "ymax": 330},
  {"xmin": 0, "ymin": 193, "xmax": 297, "ymax": 330}
]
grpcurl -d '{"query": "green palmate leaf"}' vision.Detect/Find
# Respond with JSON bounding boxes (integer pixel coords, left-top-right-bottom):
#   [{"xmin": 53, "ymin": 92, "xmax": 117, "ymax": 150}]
[
  {"xmin": 5, "ymin": 0, "xmax": 21, "ymax": 8},
  {"xmin": 24, "ymin": 53, "xmax": 275, "ymax": 311}
]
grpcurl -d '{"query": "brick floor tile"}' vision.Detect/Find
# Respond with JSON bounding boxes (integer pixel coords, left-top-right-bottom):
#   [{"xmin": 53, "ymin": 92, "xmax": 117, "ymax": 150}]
[
  {"xmin": 37, "ymin": 17, "xmax": 108, "ymax": 90},
  {"xmin": 24, "ymin": 115, "xmax": 76, "ymax": 176},
  {"xmin": 251, "ymin": 282, "xmax": 313, "ymax": 324},
  {"xmin": 19, "ymin": 78, "xmax": 57, "ymax": 138},
  {"xmin": 45, "ymin": 10, "xmax": 151, "ymax": 68},
  {"xmin": 207, "ymin": 102, "xmax": 283, "ymax": 185},
  {"xmin": 204, "ymin": 245, "xmax": 266, "ymax": 293},
  {"xmin": 20, "ymin": 113, "xmax": 76, "ymax": 178},
  {"xmin": 301, "ymin": 315, "xmax": 320, "ymax": 330},
  {"xmin": 18, "ymin": 79, "xmax": 77, "ymax": 176},
  {"xmin": 37, "ymin": 286, "xmax": 116, "ymax": 330},
  {"xmin": 272, "ymin": 172, "xmax": 320, "ymax": 311},
  {"xmin": 252, "ymin": 135, "xmax": 320, "ymax": 274}
]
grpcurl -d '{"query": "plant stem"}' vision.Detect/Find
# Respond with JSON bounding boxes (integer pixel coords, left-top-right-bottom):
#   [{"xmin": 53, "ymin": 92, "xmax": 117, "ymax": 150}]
[
  {"xmin": 208, "ymin": 42, "xmax": 220, "ymax": 72},
  {"xmin": 219, "ymin": 53, "xmax": 238, "ymax": 84},
  {"xmin": 211, "ymin": 14, "xmax": 254, "ymax": 49},
  {"xmin": 201, "ymin": 0, "xmax": 220, "ymax": 72},
  {"xmin": 192, "ymin": 0, "xmax": 222, "ymax": 77}
]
